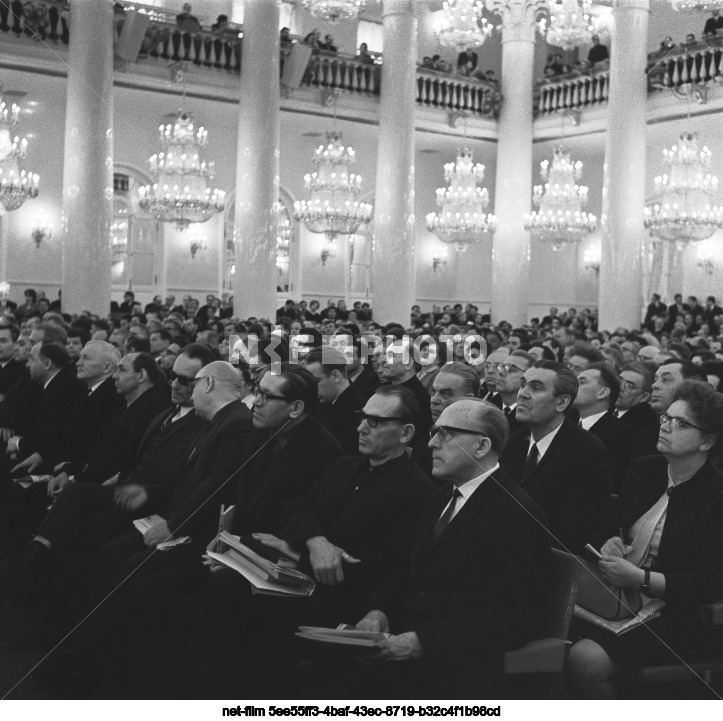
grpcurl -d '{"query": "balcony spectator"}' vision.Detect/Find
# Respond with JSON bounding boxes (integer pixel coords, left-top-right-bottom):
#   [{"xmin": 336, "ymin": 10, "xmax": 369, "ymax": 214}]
[
  {"xmin": 659, "ymin": 36, "xmax": 676, "ymax": 53},
  {"xmin": 703, "ymin": 9, "xmax": 723, "ymax": 36},
  {"xmin": 319, "ymin": 34, "xmax": 337, "ymax": 53},
  {"xmin": 280, "ymin": 26, "xmax": 292, "ymax": 51},
  {"xmin": 304, "ymin": 28, "xmax": 321, "ymax": 49},
  {"xmin": 211, "ymin": 14, "xmax": 228, "ymax": 33},
  {"xmin": 587, "ymin": 35, "xmax": 609, "ymax": 67},
  {"xmin": 176, "ymin": 3, "xmax": 200, "ymax": 31},
  {"xmin": 457, "ymin": 49, "xmax": 478, "ymax": 76},
  {"xmin": 355, "ymin": 42, "xmax": 375, "ymax": 65},
  {"xmin": 420, "ymin": 56, "xmax": 435, "ymax": 70}
]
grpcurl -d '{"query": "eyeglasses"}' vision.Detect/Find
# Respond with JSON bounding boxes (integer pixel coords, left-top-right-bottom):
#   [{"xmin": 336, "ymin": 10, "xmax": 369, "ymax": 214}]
[
  {"xmin": 429, "ymin": 425, "xmax": 485, "ymax": 442},
  {"xmin": 253, "ymin": 382, "xmax": 289, "ymax": 404},
  {"xmin": 355, "ymin": 411, "xmax": 407, "ymax": 428},
  {"xmin": 168, "ymin": 371, "xmax": 197, "ymax": 387},
  {"xmin": 496, "ymin": 363, "xmax": 525, "ymax": 375},
  {"xmin": 658, "ymin": 413, "xmax": 705, "ymax": 432},
  {"xmin": 620, "ymin": 380, "xmax": 645, "ymax": 393}
]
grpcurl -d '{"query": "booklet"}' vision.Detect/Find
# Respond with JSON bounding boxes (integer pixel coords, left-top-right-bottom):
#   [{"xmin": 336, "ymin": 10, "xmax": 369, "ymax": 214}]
[
  {"xmin": 295, "ymin": 626, "xmax": 391, "ymax": 647},
  {"xmin": 573, "ymin": 598, "xmax": 666, "ymax": 636}
]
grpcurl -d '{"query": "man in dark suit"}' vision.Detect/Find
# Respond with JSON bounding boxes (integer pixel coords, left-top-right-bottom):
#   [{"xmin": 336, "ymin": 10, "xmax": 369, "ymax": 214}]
[
  {"xmin": 615, "ymin": 362, "xmax": 656, "ymax": 432},
  {"xmin": 344, "ymin": 334, "xmax": 381, "ymax": 399},
  {"xmin": 169, "ymin": 385, "xmax": 434, "ymax": 698},
  {"xmin": 331, "ymin": 400, "xmax": 549, "ymax": 698},
  {"xmin": 306, "ymin": 346, "xmax": 365, "ymax": 455},
  {"xmin": 573, "ymin": 362, "xmax": 632, "ymax": 491},
  {"xmin": 643, "ymin": 294, "xmax": 667, "ymax": 329},
  {"xmin": 630, "ymin": 360, "xmax": 704, "ymax": 461},
  {"xmin": 0, "ymin": 324, "xmax": 27, "ymax": 398},
  {"xmin": 667, "ymin": 293, "xmax": 690, "ymax": 328},
  {"xmin": 704, "ymin": 295, "xmax": 723, "ymax": 325},
  {"xmin": 493, "ymin": 350, "xmax": 534, "ymax": 435},
  {"xmin": 501, "ymin": 360, "xmax": 613, "ymax": 554},
  {"xmin": 377, "ymin": 338, "xmax": 432, "ymax": 436},
  {"xmin": 477, "ymin": 348, "xmax": 509, "ymax": 407}
]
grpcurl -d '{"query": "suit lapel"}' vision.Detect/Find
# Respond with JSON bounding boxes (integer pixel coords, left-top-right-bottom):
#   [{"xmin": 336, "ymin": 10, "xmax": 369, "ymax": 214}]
[
  {"xmin": 185, "ymin": 403, "xmax": 235, "ymax": 465},
  {"xmin": 526, "ymin": 421, "xmax": 571, "ymax": 481}
]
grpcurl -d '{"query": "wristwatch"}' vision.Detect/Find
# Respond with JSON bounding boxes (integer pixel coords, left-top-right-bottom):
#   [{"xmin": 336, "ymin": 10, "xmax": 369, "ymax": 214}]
[{"xmin": 640, "ymin": 568, "xmax": 652, "ymax": 594}]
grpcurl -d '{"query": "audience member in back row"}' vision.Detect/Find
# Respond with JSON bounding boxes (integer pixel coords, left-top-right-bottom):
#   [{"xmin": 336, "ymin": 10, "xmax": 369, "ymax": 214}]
[{"xmin": 0, "ymin": 287, "xmax": 720, "ymax": 700}]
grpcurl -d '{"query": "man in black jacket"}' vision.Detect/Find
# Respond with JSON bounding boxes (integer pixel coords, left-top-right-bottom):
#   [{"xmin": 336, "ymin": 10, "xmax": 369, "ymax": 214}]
[
  {"xmin": 0, "ymin": 324, "xmax": 27, "ymax": 398},
  {"xmin": 330, "ymin": 400, "xmax": 549, "ymax": 699},
  {"xmin": 170, "ymin": 385, "xmax": 433, "ymax": 698},
  {"xmin": 306, "ymin": 346, "xmax": 365, "ymax": 455},
  {"xmin": 501, "ymin": 360, "xmax": 613, "ymax": 554},
  {"xmin": 615, "ymin": 362, "xmax": 656, "ymax": 433}
]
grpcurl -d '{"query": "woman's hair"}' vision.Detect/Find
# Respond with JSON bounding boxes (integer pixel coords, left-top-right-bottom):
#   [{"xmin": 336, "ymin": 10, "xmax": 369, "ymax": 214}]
[{"xmin": 672, "ymin": 380, "xmax": 723, "ymax": 468}]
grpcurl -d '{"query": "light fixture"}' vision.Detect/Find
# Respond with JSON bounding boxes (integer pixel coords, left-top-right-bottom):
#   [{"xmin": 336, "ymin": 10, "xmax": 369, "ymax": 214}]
[
  {"xmin": 644, "ymin": 132, "xmax": 723, "ymax": 249},
  {"xmin": 432, "ymin": 244, "xmax": 449, "ymax": 273},
  {"xmin": 583, "ymin": 244, "xmax": 600, "ymax": 276},
  {"xmin": 436, "ymin": 0, "xmax": 493, "ymax": 51},
  {"xmin": 293, "ymin": 131, "xmax": 373, "ymax": 263},
  {"xmin": 697, "ymin": 243, "xmax": 715, "ymax": 274},
  {"xmin": 524, "ymin": 146, "xmax": 597, "ymax": 251},
  {"xmin": 0, "ymin": 280, "xmax": 9, "ymax": 307},
  {"xmin": 190, "ymin": 236, "xmax": 207, "ymax": 259},
  {"xmin": 276, "ymin": 201, "xmax": 292, "ymax": 271},
  {"xmin": 0, "ymin": 87, "xmax": 39, "ymax": 214},
  {"xmin": 426, "ymin": 148, "xmax": 497, "ymax": 253},
  {"xmin": 138, "ymin": 109, "xmax": 225, "ymax": 231},
  {"xmin": 301, "ymin": 0, "xmax": 366, "ymax": 23},
  {"xmin": 541, "ymin": 0, "xmax": 595, "ymax": 50},
  {"xmin": 31, "ymin": 216, "xmax": 52, "ymax": 248},
  {"xmin": 669, "ymin": 0, "xmax": 723, "ymax": 11}
]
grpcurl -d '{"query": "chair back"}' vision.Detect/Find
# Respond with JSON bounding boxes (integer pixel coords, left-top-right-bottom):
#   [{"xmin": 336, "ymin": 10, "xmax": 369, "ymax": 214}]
[{"xmin": 536, "ymin": 549, "xmax": 580, "ymax": 640}]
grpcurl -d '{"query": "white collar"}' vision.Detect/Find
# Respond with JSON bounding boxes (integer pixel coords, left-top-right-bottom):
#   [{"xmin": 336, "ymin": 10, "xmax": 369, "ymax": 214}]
[
  {"xmin": 528, "ymin": 420, "xmax": 565, "ymax": 459},
  {"xmin": 580, "ymin": 410, "xmax": 608, "ymax": 431},
  {"xmin": 502, "ymin": 401, "xmax": 517, "ymax": 412},
  {"xmin": 455, "ymin": 462, "xmax": 500, "ymax": 501}
]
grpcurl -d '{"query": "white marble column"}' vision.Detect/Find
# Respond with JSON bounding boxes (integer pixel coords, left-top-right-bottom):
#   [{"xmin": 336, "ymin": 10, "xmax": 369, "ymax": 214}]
[
  {"xmin": 598, "ymin": 0, "xmax": 650, "ymax": 330},
  {"xmin": 232, "ymin": 0, "xmax": 280, "ymax": 319},
  {"xmin": 488, "ymin": 0, "xmax": 545, "ymax": 326},
  {"xmin": 61, "ymin": 1, "xmax": 114, "ymax": 314},
  {"xmin": 371, "ymin": 0, "xmax": 418, "ymax": 326}
]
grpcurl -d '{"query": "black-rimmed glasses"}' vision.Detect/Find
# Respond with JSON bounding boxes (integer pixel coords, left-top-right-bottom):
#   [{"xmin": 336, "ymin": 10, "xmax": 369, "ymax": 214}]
[
  {"xmin": 429, "ymin": 425, "xmax": 486, "ymax": 442},
  {"xmin": 253, "ymin": 382, "xmax": 289, "ymax": 404},
  {"xmin": 168, "ymin": 371, "xmax": 197, "ymax": 387},
  {"xmin": 355, "ymin": 411, "xmax": 407, "ymax": 428},
  {"xmin": 659, "ymin": 413, "xmax": 705, "ymax": 432}
]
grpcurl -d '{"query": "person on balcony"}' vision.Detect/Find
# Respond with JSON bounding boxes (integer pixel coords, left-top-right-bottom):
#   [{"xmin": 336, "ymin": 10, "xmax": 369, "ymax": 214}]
[
  {"xmin": 703, "ymin": 9, "xmax": 723, "ymax": 37},
  {"xmin": 587, "ymin": 35, "xmax": 609, "ymax": 67},
  {"xmin": 457, "ymin": 49, "xmax": 478, "ymax": 76},
  {"xmin": 319, "ymin": 34, "xmax": 337, "ymax": 53},
  {"xmin": 176, "ymin": 3, "xmax": 200, "ymax": 31}
]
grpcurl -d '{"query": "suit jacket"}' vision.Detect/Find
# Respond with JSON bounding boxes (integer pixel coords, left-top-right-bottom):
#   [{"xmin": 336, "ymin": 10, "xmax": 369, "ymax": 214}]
[
  {"xmin": 630, "ymin": 421, "xmax": 661, "ymax": 462},
  {"xmin": 0, "ymin": 358, "xmax": 27, "ymax": 396},
  {"xmin": 0, "ymin": 370, "xmax": 40, "ymax": 436},
  {"xmin": 611, "ymin": 457, "xmax": 723, "ymax": 628},
  {"xmin": 400, "ymin": 374, "xmax": 433, "ymax": 437},
  {"xmin": 350, "ymin": 366, "xmax": 381, "ymax": 399},
  {"xmin": 118, "ymin": 407, "xmax": 208, "ymax": 488},
  {"xmin": 56, "ymin": 376, "xmax": 125, "ymax": 473},
  {"xmin": 17, "ymin": 366, "xmax": 87, "ymax": 469},
  {"xmin": 500, "ymin": 420, "xmax": 614, "ymax": 554},
  {"xmin": 617, "ymin": 402, "xmax": 657, "ymax": 434},
  {"xmin": 389, "ymin": 467, "xmax": 549, "ymax": 673},
  {"xmin": 487, "ymin": 392, "xmax": 503, "ymax": 409},
  {"xmin": 224, "ymin": 415, "xmax": 345, "ymax": 540},
  {"xmin": 316, "ymin": 383, "xmax": 366, "ymax": 456},
  {"xmin": 588, "ymin": 410, "xmax": 633, "ymax": 493},
  {"xmin": 282, "ymin": 454, "xmax": 434, "ymax": 617},
  {"xmin": 502, "ymin": 405, "xmax": 525, "ymax": 435},
  {"xmin": 76, "ymin": 386, "xmax": 170, "ymax": 484},
  {"xmin": 162, "ymin": 400, "xmax": 254, "ymax": 537}
]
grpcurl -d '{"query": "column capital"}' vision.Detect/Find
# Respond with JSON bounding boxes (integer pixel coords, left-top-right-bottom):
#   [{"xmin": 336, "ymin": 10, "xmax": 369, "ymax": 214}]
[
  {"xmin": 487, "ymin": 0, "xmax": 546, "ymax": 42},
  {"xmin": 612, "ymin": 0, "xmax": 650, "ymax": 11},
  {"xmin": 381, "ymin": 0, "xmax": 419, "ymax": 19}
]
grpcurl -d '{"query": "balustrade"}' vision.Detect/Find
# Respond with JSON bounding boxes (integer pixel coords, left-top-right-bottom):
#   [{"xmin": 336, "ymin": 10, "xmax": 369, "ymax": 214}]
[
  {"xmin": 647, "ymin": 40, "xmax": 723, "ymax": 88},
  {"xmin": 536, "ymin": 69, "xmax": 610, "ymax": 116}
]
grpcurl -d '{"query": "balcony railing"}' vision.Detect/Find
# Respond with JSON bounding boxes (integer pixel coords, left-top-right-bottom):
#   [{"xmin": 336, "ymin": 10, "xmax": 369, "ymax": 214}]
[
  {"xmin": 536, "ymin": 68, "xmax": 610, "ymax": 116},
  {"xmin": 647, "ymin": 40, "xmax": 723, "ymax": 88}
]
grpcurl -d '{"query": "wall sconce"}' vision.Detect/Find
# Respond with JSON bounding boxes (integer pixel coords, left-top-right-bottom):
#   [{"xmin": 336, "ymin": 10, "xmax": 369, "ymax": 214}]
[
  {"xmin": 320, "ymin": 238, "xmax": 336, "ymax": 266},
  {"xmin": 31, "ymin": 218, "xmax": 53, "ymax": 248},
  {"xmin": 0, "ymin": 281, "xmax": 9, "ymax": 305},
  {"xmin": 190, "ymin": 237, "xmax": 207, "ymax": 259},
  {"xmin": 697, "ymin": 246, "xmax": 714, "ymax": 275},
  {"xmin": 583, "ymin": 245, "xmax": 601, "ymax": 277},
  {"xmin": 432, "ymin": 244, "xmax": 448, "ymax": 273}
]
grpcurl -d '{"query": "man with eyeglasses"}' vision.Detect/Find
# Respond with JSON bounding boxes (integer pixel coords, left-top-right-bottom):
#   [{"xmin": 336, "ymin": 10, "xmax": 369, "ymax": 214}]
[
  {"xmin": 476, "ymin": 347, "xmax": 509, "ymax": 406},
  {"xmin": 615, "ymin": 362, "xmax": 656, "ymax": 432},
  {"xmin": 331, "ymin": 399, "xmax": 548, "ymax": 698},
  {"xmin": 630, "ymin": 359, "xmax": 705, "ymax": 462},
  {"xmin": 493, "ymin": 350, "xmax": 534, "ymax": 434},
  {"xmin": 500, "ymin": 360, "xmax": 613, "ymax": 555},
  {"xmin": 171, "ymin": 385, "xmax": 434, "ymax": 698}
]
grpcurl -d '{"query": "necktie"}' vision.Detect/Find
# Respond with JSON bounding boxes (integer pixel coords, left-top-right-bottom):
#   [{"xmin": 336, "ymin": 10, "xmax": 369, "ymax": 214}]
[
  {"xmin": 503, "ymin": 406, "xmax": 512, "ymax": 418},
  {"xmin": 523, "ymin": 443, "xmax": 539, "ymax": 482},
  {"xmin": 613, "ymin": 409, "xmax": 620, "ymax": 419},
  {"xmin": 432, "ymin": 489, "xmax": 462, "ymax": 540},
  {"xmin": 161, "ymin": 405, "xmax": 180, "ymax": 431}
]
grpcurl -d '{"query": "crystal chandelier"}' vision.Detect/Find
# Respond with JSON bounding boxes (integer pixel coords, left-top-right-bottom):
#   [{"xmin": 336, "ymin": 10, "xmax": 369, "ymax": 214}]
[
  {"xmin": 669, "ymin": 0, "xmax": 723, "ymax": 11},
  {"xmin": 426, "ymin": 148, "xmax": 497, "ymax": 253},
  {"xmin": 644, "ymin": 132, "xmax": 723, "ymax": 248},
  {"xmin": 437, "ymin": 0, "xmax": 493, "ymax": 51},
  {"xmin": 524, "ymin": 146, "xmax": 597, "ymax": 250},
  {"xmin": 293, "ymin": 131, "xmax": 373, "ymax": 263},
  {"xmin": 542, "ymin": 0, "xmax": 594, "ymax": 50},
  {"xmin": 276, "ymin": 201, "xmax": 292, "ymax": 269},
  {"xmin": 0, "ymin": 88, "xmax": 38, "ymax": 215},
  {"xmin": 301, "ymin": 0, "xmax": 366, "ymax": 23},
  {"xmin": 138, "ymin": 110, "xmax": 225, "ymax": 231}
]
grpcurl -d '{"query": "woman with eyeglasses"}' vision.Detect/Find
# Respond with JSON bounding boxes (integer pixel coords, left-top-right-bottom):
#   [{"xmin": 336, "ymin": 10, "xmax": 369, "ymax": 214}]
[{"xmin": 567, "ymin": 380, "xmax": 723, "ymax": 698}]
